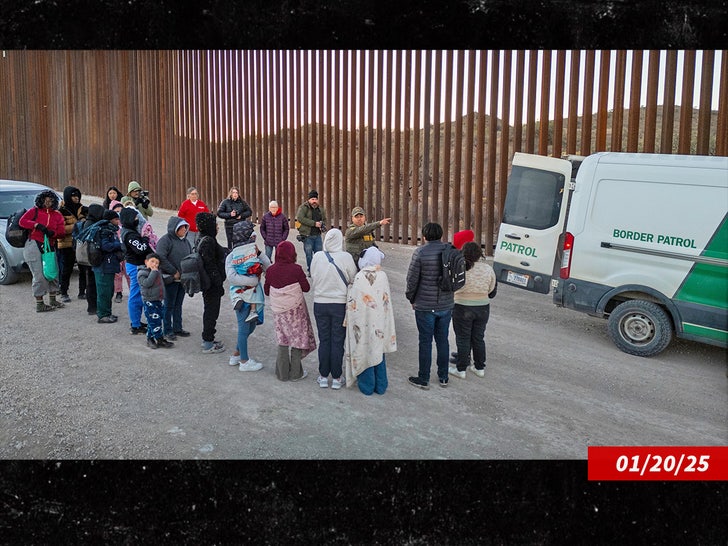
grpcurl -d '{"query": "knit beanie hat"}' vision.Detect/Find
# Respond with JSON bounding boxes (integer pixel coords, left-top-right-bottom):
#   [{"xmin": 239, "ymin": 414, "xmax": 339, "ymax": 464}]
[
  {"xmin": 453, "ymin": 229, "xmax": 475, "ymax": 250},
  {"xmin": 103, "ymin": 210, "xmax": 120, "ymax": 222},
  {"xmin": 308, "ymin": 190, "xmax": 318, "ymax": 199},
  {"xmin": 109, "ymin": 199, "xmax": 122, "ymax": 210}
]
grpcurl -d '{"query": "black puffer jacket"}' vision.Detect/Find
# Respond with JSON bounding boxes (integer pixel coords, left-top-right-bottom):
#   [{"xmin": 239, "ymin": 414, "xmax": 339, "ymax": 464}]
[
  {"xmin": 405, "ymin": 240, "xmax": 454, "ymax": 311},
  {"xmin": 217, "ymin": 197, "xmax": 252, "ymax": 226}
]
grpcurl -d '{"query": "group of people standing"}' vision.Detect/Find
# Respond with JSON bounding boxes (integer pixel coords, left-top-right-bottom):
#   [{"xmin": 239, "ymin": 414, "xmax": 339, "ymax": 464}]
[{"xmin": 20, "ymin": 182, "xmax": 496, "ymax": 396}]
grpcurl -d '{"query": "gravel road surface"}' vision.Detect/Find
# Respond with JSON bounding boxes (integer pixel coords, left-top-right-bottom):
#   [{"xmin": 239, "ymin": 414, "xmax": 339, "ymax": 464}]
[{"xmin": 1, "ymin": 200, "xmax": 725, "ymax": 459}]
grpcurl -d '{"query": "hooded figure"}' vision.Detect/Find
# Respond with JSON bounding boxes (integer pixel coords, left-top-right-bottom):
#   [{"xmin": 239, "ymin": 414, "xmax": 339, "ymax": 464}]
[
  {"xmin": 17, "ymin": 189, "xmax": 66, "ymax": 311},
  {"xmin": 345, "ymin": 245, "xmax": 396, "ymax": 395},
  {"xmin": 127, "ymin": 180, "xmax": 153, "ymax": 219},
  {"xmin": 195, "ymin": 211, "xmax": 228, "ymax": 352},
  {"xmin": 263, "ymin": 240, "xmax": 316, "ymax": 381},
  {"xmin": 232, "ymin": 220, "xmax": 255, "ymax": 246},
  {"xmin": 155, "ymin": 216, "xmax": 193, "ymax": 340},
  {"xmin": 120, "ymin": 205, "xmax": 152, "ymax": 334},
  {"xmin": 57, "ymin": 185, "xmax": 88, "ymax": 300},
  {"xmin": 74, "ymin": 202, "xmax": 106, "ymax": 316},
  {"xmin": 309, "ymin": 228, "xmax": 358, "ymax": 389}
]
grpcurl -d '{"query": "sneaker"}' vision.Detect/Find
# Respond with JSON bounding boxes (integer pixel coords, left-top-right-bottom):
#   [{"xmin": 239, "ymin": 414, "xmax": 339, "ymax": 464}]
[
  {"xmin": 448, "ymin": 366, "xmax": 466, "ymax": 380},
  {"xmin": 77, "ymin": 292, "xmax": 86, "ymax": 300},
  {"xmin": 174, "ymin": 330, "xmax": 191, "ymax": 337},
  {"xmin": 291, "ymin": 369, "xmax": 308, "ymax": 382},
  {"xmin": 468, "ymin": 365, "xmax": 485, "ymax": 378},
  {"xmin": 157, "ymin": 338, "xmax": 174, "ymax": 348},
  {"xmin": 229, "ymin": 354, "xmax": 241, "ymax": 366},
  {"xmin": 331, "ymin": 377, "xmax": 345, "ymax": 390},
  {"xmin": 317, "ymin": 376, "xmax": 329, "ymax": 388},
  {"xmin": 202, "ymin": 341, "xmax": 225, "ymax": 354},
  {"xmin": 59, "ymin": 294, "xmax": 72, "ymax": 303},
  {"xmin": 146, "ymin": 338, "xmax": 159, "ymax": 349},
  {"xmin": 165, "ymin": 333, "xmax": 177, "ymax": 341},
  {"xmin": 98, "ymin": 316, "xmax": 116, "ymax": 324},
  {"xmin": 130, "ymin": 326, "xmax": 146, "ymax": 335},
  {"xmin": 36, "ymin": 302, "xmax": 55, "ymax": 313},
  {"xmin": 115, "ymin": 292, "xmax": 123, "ymax": 303},
  {"xmin": 439, "ymin": 378, "xmax": 449, "ymax": 388},
  {"xmin": 110, "ymin": 314, "xmax": 118, "ymax": 321},
  {"xmin": 239, "ymin": 359, "xmax": 263, "ymax": 372},
  {"xmin": 245, "ymin": 310, "xmax": 259, "ymax": 323},
  {"xmin": 451, "ymin": 351, "xmax": 458, "ymax": 359},
  {"xmin": 408, "ymin": 376, "xmax": 430, "ymax": 390},
  {"xmin": 49, "ymin": 300, "xmax": 65, "ymax": 309}
]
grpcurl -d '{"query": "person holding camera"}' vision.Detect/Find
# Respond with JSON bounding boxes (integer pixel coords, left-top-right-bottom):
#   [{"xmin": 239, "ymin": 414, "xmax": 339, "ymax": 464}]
[
  {"xmin": 295, "ymin": 190, "xmax": 327, "ymax": 276},
  {"xmin": 127, "ymin": 180, "xmax": 153, "ymax": 219}
]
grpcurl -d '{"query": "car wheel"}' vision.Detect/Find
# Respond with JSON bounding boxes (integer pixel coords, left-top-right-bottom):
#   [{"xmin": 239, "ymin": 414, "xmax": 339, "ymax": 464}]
[
  {"xmin": 607, "ymin": 300, "xmax": 673, "ymax": 357},
  {"xmin": 0, "ymin": 245, "xmax": 20, "ymax": 285}
]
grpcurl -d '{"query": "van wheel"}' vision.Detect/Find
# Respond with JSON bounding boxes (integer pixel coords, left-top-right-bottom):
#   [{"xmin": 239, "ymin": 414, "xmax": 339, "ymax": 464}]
[
  {"xmin": 607, "ymin": 300, "xmax": 673, "ymax": 357},
  {"xmin": 0, "ymin": 246, "xmax": 19, "ymax": 285}
]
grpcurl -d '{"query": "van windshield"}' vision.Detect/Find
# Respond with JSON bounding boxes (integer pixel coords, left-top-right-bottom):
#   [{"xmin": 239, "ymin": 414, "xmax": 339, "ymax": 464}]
[{"xmin": 502, "ymin": 166, "xmax": 565, "ymax": 230}]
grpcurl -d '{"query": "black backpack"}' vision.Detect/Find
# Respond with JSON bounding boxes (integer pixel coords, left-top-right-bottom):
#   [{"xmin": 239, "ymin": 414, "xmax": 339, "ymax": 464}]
[
  {"xmin": 439, "ymin": 243, "xmax": 466, "ymax": 292},
  {"xmin": 5, "ymin": 208, "xmax": 37, "ymax": 248},
  {"xmin": 180, "ymin": 236, "xmax": 211, "ymax": 297}
]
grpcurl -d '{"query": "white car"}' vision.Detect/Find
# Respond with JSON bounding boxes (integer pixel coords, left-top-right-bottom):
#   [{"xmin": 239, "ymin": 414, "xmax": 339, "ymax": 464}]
[{"xmin": 0, "ymin": 179, "xmax": 62, "ymax": 285}]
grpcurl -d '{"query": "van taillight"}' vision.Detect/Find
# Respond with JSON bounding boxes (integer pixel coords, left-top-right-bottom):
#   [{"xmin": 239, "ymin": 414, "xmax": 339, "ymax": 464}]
[{"xmin": 560, "ymin": 232, "xmax": 574, "ymax": 279}]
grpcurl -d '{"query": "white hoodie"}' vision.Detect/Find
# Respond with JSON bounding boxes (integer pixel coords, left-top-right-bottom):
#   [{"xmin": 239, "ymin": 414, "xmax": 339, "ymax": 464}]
[{"xmin": 310, "ymin": 229, "xmax": 358, "ymax": 304}]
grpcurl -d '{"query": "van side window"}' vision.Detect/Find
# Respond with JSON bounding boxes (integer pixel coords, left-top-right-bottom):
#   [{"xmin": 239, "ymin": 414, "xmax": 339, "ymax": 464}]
[{"xmin": 503, "ymin": 166, "xmax": 565, "ymax": 230}]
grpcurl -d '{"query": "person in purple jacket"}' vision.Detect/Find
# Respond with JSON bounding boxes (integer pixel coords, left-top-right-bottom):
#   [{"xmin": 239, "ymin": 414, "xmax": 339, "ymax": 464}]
[{"xmin": 259, "ymin": 200, "xmax": 290, "ymax": 261}]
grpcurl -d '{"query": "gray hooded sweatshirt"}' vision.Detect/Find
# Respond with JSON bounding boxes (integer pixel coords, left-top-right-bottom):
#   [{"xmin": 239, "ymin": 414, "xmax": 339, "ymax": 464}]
[{"xmin": 155, "ymin": 216, "xmax": 192, "ymax": 277}]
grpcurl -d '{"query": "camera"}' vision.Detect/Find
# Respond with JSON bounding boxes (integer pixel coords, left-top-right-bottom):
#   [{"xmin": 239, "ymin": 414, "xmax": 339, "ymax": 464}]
[{"xmin": 141, "ymin": 190, "xmax": 150, "ymax": 197}]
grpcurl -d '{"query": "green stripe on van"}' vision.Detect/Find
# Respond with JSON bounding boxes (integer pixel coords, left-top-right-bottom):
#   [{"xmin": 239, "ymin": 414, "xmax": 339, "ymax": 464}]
[
  {"xmin": 674, "ymin": 214, "xmax": 728, "ymax": 309},
  {"xmin": 682, "ymin": 323, "xmax": 728, "ymax": 344}
]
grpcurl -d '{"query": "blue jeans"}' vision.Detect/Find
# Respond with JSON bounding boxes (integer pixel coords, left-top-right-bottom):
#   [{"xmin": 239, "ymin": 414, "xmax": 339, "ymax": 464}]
[
  {"xmin": 163, "ymin": 281, "xmax": 186, "ymax": 334},
  {"xmin": 235, "ymin": 301, "xmax": 260, "ymax": 360},
  {"xmin": 414, "ymin": 308, "xmax": 452, "ymax": 383},
  {"xmin": 314, "ymin": 302, "xmax": 346, "ymax": 379},
  {"xmin": 264, "ymin": 244, "xmax": 274, "ymax": 261},
  {"xmin": 126, "ymin": 262, "xmax": 144, "ymax": 328},
  {"xmin": 452, "ymin": 304, "xmax": 490, "ymax": 371},
  {"xmin": 303, "ymin": 235, "xmax": 323, "ymax": 273},
  {"xmin": 357, "ymin": 357, "xmax": 388, "ymax": 395}
]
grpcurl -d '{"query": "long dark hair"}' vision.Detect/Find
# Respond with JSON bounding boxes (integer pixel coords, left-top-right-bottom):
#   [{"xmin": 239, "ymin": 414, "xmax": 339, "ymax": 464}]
[{"xmin": 461, "ymin": 241, "xmax": 483, "ymax": 271}]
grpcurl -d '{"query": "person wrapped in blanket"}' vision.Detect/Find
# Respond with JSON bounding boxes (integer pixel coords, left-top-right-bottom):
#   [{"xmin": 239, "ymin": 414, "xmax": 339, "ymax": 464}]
[{"xmin": 228, "ymin": 221, "xmax": 266, "ymax": 324}]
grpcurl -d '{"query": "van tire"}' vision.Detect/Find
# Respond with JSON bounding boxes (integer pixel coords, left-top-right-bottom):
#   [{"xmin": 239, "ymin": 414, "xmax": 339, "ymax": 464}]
[{"xmin": 607, "ymin": 300, "xmax": 673, "ymax": 357}]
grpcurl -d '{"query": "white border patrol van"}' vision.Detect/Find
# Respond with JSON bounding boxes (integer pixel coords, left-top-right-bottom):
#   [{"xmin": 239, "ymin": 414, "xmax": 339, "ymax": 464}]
[{"xmin": 494, "ymin": 152, "xmax": 728, "ymax": 357}]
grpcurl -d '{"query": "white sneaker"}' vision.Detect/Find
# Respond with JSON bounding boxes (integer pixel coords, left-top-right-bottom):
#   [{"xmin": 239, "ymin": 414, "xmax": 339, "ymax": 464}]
[
  {"xmin": 331, "ymin": 377, "xmax": 345, "ymax": 390},
  {"xmin": 239, "ymin": 359, "xmax": 263, "ymax": 372},
  {"xmin": 467, "ymin": 364, "xmax": 485, "ymax": 378},
  {"xmin": 229, "ymin": 354, "xmax": 241, "ymax": 366},
  {"xmin": 448, "ymin": 366, "xmax": 466, "ymax": 379},
  {"xmin": 317, "ymin": 376, "xmax": 328, "ymax": 388}
]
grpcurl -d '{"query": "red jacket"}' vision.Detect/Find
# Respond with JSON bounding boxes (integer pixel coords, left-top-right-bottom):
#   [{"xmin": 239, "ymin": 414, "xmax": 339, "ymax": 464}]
[
  {"xmin": 19, "ymin": 207, "xmax": 65, "ymax": 247},
  {"xmin": 177, "ymin": 199, "xmax": 210, "ymax": 232}
]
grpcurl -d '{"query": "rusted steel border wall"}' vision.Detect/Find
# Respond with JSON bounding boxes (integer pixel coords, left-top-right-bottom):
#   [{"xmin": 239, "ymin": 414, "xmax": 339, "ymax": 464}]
[{"xmin": 1, "ymin": 50, "xmax": 725, "ymax": 249}]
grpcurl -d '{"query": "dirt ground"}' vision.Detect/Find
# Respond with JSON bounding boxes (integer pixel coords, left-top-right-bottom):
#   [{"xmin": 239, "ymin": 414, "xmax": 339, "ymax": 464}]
[{"xmin": 1, "ymin": 199, "xmax": 725, "ymax": 459}]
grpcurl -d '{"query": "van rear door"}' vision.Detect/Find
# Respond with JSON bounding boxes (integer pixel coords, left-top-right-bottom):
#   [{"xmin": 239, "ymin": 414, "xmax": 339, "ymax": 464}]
[{"xmin": 494, "ymin": 153, "xmax": 572, "ymax": 294}]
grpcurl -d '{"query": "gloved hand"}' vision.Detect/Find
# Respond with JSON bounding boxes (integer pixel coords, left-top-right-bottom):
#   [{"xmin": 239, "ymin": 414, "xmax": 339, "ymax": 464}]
[
  {"xmin": 140, "ymin": 198, "xmax": 150, "ymax": 209},
  {"xmin": 37, "ymin": 224, "xmax": 52, "ymax": 236}
]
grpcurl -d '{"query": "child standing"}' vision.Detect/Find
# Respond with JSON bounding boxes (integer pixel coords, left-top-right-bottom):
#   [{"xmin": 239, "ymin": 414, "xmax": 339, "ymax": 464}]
[
  {"xmin": 137, "ymin": 252, "xmax": 174, "ymax": 349},
  {"xmin": 228, "ymin": 220, "xmax": 265, "ymax": 323}
]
